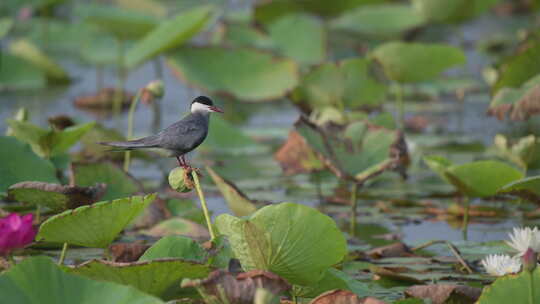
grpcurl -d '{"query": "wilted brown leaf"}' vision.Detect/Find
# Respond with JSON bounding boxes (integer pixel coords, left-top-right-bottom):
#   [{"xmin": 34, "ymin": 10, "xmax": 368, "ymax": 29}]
[
  {"xmin": 48, "ymin": 115, "xmax": 75, "ymax": 130},
  {"xmin": 370, "ymin": 266, "xmax": 423, "ymax": 285},
  {"xmin": 74, "ymin": 88, "xmax": 133, "ymax": 109},
  {"xmin": 7, "ymin": 181, "xmax": 106, "ymax": 210},
  {"xmin": 109, "ymin": 241, "xmax": 150, "ymax": 262},
  {"xmin": 274, "ymin": 130, "xmax": 324, "ymax": 175},
  {"xmin": 366, "ymin": 242, "xmax": 414, "ymax": 259},
  {"xmin": 488, "ymin": 76, "xmax": 540, "ymax": 121},
  {"xmin": 405, "ymin": 284, "xmax": 481, "ymax": 304},
  {"xmin": 182, "ymin": 269, "xmax": 290, "ymax": 304},
  {"xmin": 309, "ymin": 290, "xmax": 386, "ymax": 304}
]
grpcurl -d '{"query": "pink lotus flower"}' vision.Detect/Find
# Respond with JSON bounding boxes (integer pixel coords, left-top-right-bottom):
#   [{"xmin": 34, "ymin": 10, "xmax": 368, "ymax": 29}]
[{"xmin": 0, "ymin": 213, "xmax": 37, "ymax": 256}]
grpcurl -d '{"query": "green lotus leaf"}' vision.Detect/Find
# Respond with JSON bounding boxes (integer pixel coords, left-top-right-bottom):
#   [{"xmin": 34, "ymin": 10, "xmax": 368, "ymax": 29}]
[
  {"xmin": 167, "ymin": 47, "xmax": 298, "ymax": 102},
  {"xmin": 125, "ymin": 5, "xmax": 214, "ymax": 69},
  {"xmin": 293, "ymin": 268, "xmax": 370, "ymax": 298},
  {"xmin": 331, "ymin": 4, "xmax": 425, "ymax": 37},
  {"xmin": 221, "ymin": 23, "xmax": 274, "ymax": 49},
  {"xmin": 37, "ymin": 194, "xmax": 156, "ymax": 248},
  {"xmin": 0, "ymin": 256, "xmax": 164, "ymax": 304},
  {"xmin": 254, "ymin": 0, "xmax": 387, "ymax": 24},
  {"xmin": 215, "ymin": 202, "xmax": 347, "ymax": 286},
  {"xmin": 424, "ymin": 155, "xmax": 524, "ymax": 197},
  {"xmin": 8, "ymin": 39, "xmax": 70, "ymax": 83},
  {"xmin": 0, "ymin": 54, "xmax": 46, "ymax": 91},
  {"xmin": 0, "ymin": 18, "xmax": 13, "ymax": 39},
  {"xmin": 200, "ymin": 115, "xmax": 268, "ymax": 154},
  {"xmin": 412, "ymin": 0, "xmax": 500, "ymax": 24},
  {"xmin": 498, "ymin": 176, "xmax": 540, "ymax": 204},
  {"xmin": 71, "ymin": 162, "xmax": 141, "ymax": 201},
  {"xmin": 267, "ymin": 13, "xmax": 325, "ymax": 65},
  {"xmin": 492, "ymin": 41, "xmax": 540, "ymax": 94},
  {"xmin": 0, "ymin": 136, "xmax": 58, "ymax": 192},
  {"xmin": 477, "ymin": 268, "xmax": 540, "ymax": 304},
  {"xmin": 371, "ymin": 42, "xmax": 466, "ymax": 83},
  {"xmin": 295, "ymin": 118, "xmax": 407, "ymax": 183},
  {"xmin": 6, "ymin": 120, "xmax": 95, "ymax": 159},
  {"xmin": 206, "ymin": 166, "xmax": 257, "ymax": 217},
  {"xmin": 292, "ymin": 57, "xmax": 386, "ymax": 110},
  {"xmin": 139, "ymin": 235, "xmax": 207, "ymax": 262},
  {"xmin": 76, "ymin": 4, "xmax": 158, "ymax": 39},
  {"xmin": 67, "ymin": 258, "xmax": 210, "ymax": 299}
]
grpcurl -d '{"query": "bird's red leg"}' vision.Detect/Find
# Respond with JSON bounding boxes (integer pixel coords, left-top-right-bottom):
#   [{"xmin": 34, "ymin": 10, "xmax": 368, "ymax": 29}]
[
  {"xmin": 180, "ymin": 155, "xmax": 189, "ymax": 169},
  {"xmin": 176, "ymin": 156, "xmax": 185, "ymax": 167}
]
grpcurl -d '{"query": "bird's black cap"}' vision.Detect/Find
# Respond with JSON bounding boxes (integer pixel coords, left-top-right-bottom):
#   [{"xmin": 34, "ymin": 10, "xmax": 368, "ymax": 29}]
[{"xmin": 192, "ymin": 96, "xmax": 213, "ymax": 106}]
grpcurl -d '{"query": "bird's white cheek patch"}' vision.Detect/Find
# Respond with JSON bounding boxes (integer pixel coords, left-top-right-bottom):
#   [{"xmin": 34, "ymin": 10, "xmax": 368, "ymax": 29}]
[{"xmin": 191, "ymin": 102, "xmax": 212, "ymax": 113}]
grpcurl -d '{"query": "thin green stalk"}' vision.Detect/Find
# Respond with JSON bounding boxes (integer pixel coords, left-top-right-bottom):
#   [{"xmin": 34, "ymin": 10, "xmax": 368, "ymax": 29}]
[
  {"xmin": 58, "ymin": 242, "xmax": 68, "ymax": 265},
  {"xmin": 192, "ymin": 170, "xmax": 216, "ymax": 241},
  {"xmin": 35, "ymin": 205, "xmax": 41, "ymax": 223},
  {"xmin": 461, "ymin": 197, "xmax": 470, "ymax": 241},
  {"xmin": 529, "ymin": 271, "xmax": 535, "ymax": 304},
  {"xmin": 113, "ymin": 39, "xmax": 126, "ymax": 116},
  {"xmin": 350, "ymin": 182, "xmax": 358, "ymax": 237},
  {"xmin": 123, "ymin": 90, "xmax": 143, "ymax": 172},
  {"xmin": 395, "ymin": 83, "xmax": 404, "ymax": 130}
]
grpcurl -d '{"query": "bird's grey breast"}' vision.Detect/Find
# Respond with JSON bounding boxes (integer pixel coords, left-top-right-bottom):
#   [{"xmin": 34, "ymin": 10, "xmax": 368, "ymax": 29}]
[{"xmin": 158, "ymin": 113, "xmax": 209, "ymax": 155}]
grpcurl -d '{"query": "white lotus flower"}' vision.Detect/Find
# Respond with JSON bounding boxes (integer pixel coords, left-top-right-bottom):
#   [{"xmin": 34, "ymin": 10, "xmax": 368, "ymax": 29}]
[
  {"xmin": 505, "ymin": 227, "xmax": 540, "ymax": 256},
  {"xmin": 481, "ymin": 254, "xmax": 522, "ymax": 276}
]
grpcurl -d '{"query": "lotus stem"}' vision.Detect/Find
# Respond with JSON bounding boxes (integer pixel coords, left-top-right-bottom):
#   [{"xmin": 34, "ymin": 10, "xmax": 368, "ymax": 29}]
[
  {"xmin": 123, "ymin": 90, "xmax": 143, "ymax": 172},
  {"xmin": 192, "ymin": 170, "xmax": 216, "ymax": 241},
  {"xmin": 35, "ymin": 205, "xmax": 41, "ymax": 223},
  {"xmin": 349, "ymin": 182, "xmax": 358, "ymax": 237},
  {"xmin": 395, "ymin": 83, "xmax": 404, "ymax": 130},
  {"xmin": 461, "ymin": 196, "xmax": 470, "ymax": 241},
  {"xmin": 113, "ymin": 39, "xmax": 126, "ymax": 117},
  {"xmin": 530, "ymin": 271, "xmax": 535, "ymax": 304},
  {"xmin": 58, "ymin": 242, "xmax": 68, "ymax": 265}
]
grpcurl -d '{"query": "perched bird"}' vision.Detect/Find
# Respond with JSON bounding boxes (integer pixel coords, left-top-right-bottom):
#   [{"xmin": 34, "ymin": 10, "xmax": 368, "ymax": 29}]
[{"xmin": 100, "ymin": 96, "xmax": 223, "ymax": 168}]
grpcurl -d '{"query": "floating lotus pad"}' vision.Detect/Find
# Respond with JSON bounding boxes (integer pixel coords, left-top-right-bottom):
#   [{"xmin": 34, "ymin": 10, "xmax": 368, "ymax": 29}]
[
  {"xmin": 215, "ymin": 202, "xmax": 347, "ymax": 286},
  {"xmin": 37, "ymin": 194, "xmax": 156, "ymax": 248},
  {"xmin": 371, "ymin": 42, "xmax": 466, "ymax": 83},
  {"xmin": 125, "ymin": 5, "xmax": 214, "ymax": 69},
  {"xmin": 424, "ymin": 156, "xmax": 524, "ymax": 198},
  {"xmin": 167, "ymin": 47, "xmax": 298, "ymax": 101}
]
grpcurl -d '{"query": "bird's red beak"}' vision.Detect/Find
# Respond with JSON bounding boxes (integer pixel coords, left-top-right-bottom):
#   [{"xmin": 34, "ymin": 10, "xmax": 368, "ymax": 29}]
[{"xmin": 209, "ymin": 106, "xmax": 224, "ymax": 113}]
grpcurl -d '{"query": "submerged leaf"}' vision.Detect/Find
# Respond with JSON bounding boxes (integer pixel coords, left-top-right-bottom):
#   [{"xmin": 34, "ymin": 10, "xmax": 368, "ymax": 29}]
[
  {"xmin": 7, "ymin": 181, "xmax": 106, "ymax": 211},
  {"xmin": 215, "ymin": 202, "xmax": 347, "ymax": 286},
  {"xmin": 371, "ymin": 42, "xmax": 466, "ymax": 83},
  {"xmin": 310, "ymin": 290, "xmax": 385, "ymax": 304},
  {"xmin": 167, "ymin": 47, "xmax": 298, "ymax": 101},
  {"xmin": 0, "ymin": 257, "xmax": 164, "ymax": 304},
  {"xmin": 207, "ymin": 166, "xmax": 257, "ymax": 217},
  {"xmin": 37, "ymin": 194, "xmax": 156, "ymax": 248},
  {"xmin": 0, "ymin": 136, "xmax": 58, "ymax": 192},
  {"xmin": 67, "ymin": 258, "xmax": 210, "ymax": 299}
]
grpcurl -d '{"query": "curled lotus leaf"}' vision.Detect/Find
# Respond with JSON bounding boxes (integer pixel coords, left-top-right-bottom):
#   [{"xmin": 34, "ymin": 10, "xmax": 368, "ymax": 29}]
[
  {"xmin": 488, "ymin": 74, "xmax": 540, "ymax": 121},
  {"xmin": 7, "ymin": 181, "xmax": 106, "ymax": 211}
]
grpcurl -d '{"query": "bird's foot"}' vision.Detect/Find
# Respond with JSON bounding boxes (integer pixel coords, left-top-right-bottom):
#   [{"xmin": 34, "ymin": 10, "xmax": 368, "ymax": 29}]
[{"xmin": 183, "ymin": 165, "xmax": 203, "ymax": 177}]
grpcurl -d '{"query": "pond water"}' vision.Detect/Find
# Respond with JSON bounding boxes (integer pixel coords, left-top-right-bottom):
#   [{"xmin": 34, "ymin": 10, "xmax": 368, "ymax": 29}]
[{"xmin": 1, "ymin": 11, "xmax": 536, "ymax": 249}]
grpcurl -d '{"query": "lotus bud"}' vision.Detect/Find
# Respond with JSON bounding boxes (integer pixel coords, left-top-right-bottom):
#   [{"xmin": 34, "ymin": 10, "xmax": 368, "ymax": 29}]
[
  {"xmin": 522, "ymin": 247, "xmax": 537, "ymax": 273},
  {"xmin": 0, "ymin": 213, "xmax": 37, "ymax": 256},
  {"xmin": 141, "ymin": 80, "xmax": 165, "ymax": 105},
  {"xmin": 168, "ymin": 167, "xmax": 194, "ymax": 193}
]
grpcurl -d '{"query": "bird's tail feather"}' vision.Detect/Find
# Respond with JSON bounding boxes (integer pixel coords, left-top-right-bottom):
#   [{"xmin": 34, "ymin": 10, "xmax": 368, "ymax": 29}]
[{"xmin": 99, "ymin": 136, "xmax": 160, "ymax": 151}]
